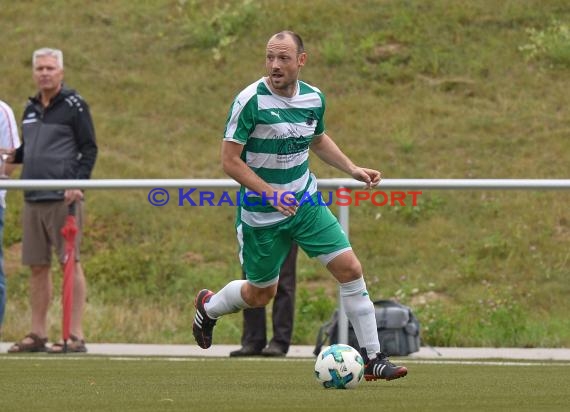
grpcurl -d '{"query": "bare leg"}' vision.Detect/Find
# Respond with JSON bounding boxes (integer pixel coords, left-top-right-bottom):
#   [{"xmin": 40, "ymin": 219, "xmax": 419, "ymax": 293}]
[
  {"xmin": 71, "ymin": 262, "xmax": 86, "ymax": 340},
  {"xmin": 325, "ymin": 250, "xmax": 363, "ymax": 283},
  {"xmin": 30, "ymin": 264, "xmax": 52, "ymax": 339}
]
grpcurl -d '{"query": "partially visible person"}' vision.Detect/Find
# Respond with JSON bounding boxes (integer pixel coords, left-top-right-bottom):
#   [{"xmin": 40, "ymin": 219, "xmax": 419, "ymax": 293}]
[
  {"xmin": 0, "ymin": 99, "xmax": 21, "ymax": 338},
  {"xmin": 230, "ymin": 243, "xmax": 298, "ymax": 357},
  {"xmin": 192, "ymin": 31, "xmax": 407, "ymax": 382},
  {"xmin": 5, "ymin": 47, "xmax": 97, "ymax": 353}
]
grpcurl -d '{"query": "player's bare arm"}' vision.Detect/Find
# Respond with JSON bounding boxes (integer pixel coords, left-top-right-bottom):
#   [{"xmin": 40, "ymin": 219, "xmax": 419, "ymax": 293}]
[
  {"xmin": 310, "ymin": 134, "xmax": 381, "ymax": 188},
  {"xmin": 222, "ymin": 140, "xmax": 299, "ymax": 215}
]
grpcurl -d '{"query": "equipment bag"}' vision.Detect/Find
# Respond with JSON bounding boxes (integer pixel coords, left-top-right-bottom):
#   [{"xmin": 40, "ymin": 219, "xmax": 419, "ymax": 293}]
[{"xmin": 313, "ymin": 299, "xmax": 421, "ymax": 357}]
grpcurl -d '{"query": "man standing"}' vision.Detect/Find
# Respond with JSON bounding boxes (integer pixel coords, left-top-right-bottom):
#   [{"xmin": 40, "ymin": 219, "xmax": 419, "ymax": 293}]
[
  {"xmin": 0, "ymin": 99, "xmax": 21, "ymax": 338},
  {"xmin": 193, "ymin": 31, "xmax": 407, "ymax": 381},
  {"xmin": 7, "ymin": 48, "xmax": 97, "ymax": 353}
]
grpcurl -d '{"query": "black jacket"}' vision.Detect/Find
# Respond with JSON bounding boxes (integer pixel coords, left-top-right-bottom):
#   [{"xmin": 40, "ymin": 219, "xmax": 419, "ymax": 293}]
[{"xmin": 15, "ymin": 86, "xmax": 98, "ymax": 201}]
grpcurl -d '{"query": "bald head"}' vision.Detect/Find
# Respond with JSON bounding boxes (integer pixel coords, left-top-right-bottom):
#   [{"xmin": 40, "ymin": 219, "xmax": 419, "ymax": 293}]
[{"xmin": 268, "ymin": 31, "xmax": 304, "ymax": 54}]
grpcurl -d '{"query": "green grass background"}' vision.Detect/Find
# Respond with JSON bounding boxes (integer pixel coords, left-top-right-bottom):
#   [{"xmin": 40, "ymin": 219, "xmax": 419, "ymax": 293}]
[
  {"xmin": 0, "ymin": 0, "xmax": 569, "ymax": 347},
  {"xmin": 1, "ymin": 356, "xmax": 569, "ymax": 412}
]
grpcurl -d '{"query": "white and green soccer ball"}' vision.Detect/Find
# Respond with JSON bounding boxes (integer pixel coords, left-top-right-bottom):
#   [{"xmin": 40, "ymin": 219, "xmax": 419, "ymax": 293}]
[{"xmin": 314, "ymin": 344, "xmax": 365, "ymax": 389}]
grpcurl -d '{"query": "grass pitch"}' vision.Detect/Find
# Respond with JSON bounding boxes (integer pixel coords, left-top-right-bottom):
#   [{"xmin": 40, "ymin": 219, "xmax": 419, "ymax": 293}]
[{"xmin": 1, "ymin": 355, "xmax": 569, "ymax": 412}]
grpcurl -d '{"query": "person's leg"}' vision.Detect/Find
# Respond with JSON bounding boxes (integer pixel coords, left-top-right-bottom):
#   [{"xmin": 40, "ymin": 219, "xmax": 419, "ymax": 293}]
[
  {"xmin": 30, "ymin": 264, "xmax": 52, "ymax": 339},
  {"xmin": 193, "ymin": 223, "xmax": 290, "ymax": 349},
  {"xmin": 321, "ymin": 239, "xmax": 408, "ymax": 381},
  {"xmin": 73, "ymin": 203, "xmax": 86, "ymax": 341},
  {"xmin": 22, "ymin": 202, "xmax": 52, "ymax": 342},
  {"xmin": 265, "ymin": 242, "xmax": 298, "ymax": 355},
  {"xmin": 326, "ymin": 252, "xmax": 379, "ymax": 353},
  {"xmin": 204, "ymin": 280, "xmax": 276, "ymax": 317},
  {"xmin": 240, "ymin": 297, "xmax": 267, "ymax": 348},
  {"xmin": 193, "ymin": 280, "xmax": 275, "ymax": 349},
  {"xmin": 230, "ymin": 271, "xmax": 267, "ymax": 357},
  {"xmin": 293, "ymin": 202, "xmax": 407, "ymax": 379},
  {"xmin": 8, "ymin": 202, "xmax": 51, "ymax": 352},
  {"xmin": 48, "ymin": 260, "xmax": 88, "ymax": 353},
  {"xmin": 0, "ymin": 206, "xmax": 5, "ymax": 335},
  {"xmin": 207, "ymin": 223, "xmax": 288, "ymax": 317},
  {"xmin": 293, "ymin": 202, "xmax": 379, "ymax": 355},
  {"xmin": 71, "ymin": 263, "xmax": 87, "ymax": 340},
  {"xmin": 6, "ymin": 263, "xmax": 51, "ymax": 352}
]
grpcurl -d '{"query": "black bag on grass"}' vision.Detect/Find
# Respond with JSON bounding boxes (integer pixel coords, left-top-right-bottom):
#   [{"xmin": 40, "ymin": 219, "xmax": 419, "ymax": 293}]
[{"xmin": 313, "ymin": 299, "xmax": 421, "ymax": 357}]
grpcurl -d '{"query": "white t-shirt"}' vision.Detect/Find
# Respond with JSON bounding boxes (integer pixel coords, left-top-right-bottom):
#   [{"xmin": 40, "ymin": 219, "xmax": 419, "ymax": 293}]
[{"xmin": 0, "ymin": 100, "xmax": 21, "ymax": 208}]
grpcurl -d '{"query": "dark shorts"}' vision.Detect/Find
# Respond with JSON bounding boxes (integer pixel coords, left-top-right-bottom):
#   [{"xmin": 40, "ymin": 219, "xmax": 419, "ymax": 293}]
[{"xmin": 22, "ymin": 201, "xmax": 83, "ymax": 265}]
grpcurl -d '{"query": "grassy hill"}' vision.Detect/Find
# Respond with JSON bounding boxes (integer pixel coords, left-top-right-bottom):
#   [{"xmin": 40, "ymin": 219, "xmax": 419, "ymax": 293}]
[{"xmin": 1, "ymin": 0, "xmax": 569, "ymax": 347}]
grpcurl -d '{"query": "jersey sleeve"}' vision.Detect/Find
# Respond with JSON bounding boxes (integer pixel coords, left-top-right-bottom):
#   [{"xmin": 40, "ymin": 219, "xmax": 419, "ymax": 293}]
[
  {"xmin": 314, "ymin": 91, "xmax": 326, "ymax": 136},
  {"xmin": 223, "ymin": 94, "xmax": 257, "ymax": 145},
  {"xmin": 71, "ymin": 95, "xmax": 98, "ymax": 179}
]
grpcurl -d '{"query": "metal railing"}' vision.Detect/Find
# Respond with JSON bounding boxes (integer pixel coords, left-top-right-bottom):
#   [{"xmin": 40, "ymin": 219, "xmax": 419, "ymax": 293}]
[{"xmin": 2, "ymin": 178, "xmax": 570, "ymax": 190}]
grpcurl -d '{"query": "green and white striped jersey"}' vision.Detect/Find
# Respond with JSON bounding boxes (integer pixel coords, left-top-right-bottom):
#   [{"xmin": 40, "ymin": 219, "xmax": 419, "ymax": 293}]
[{"xmin": 224, "ymin": 77, "xmax": 326, "ymax": 228}]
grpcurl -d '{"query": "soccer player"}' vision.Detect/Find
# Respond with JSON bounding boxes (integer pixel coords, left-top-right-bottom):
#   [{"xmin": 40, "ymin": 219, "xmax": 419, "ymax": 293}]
[{"xmin": 193, "ymin": 31, "xmax": 407, "ymax": 381}]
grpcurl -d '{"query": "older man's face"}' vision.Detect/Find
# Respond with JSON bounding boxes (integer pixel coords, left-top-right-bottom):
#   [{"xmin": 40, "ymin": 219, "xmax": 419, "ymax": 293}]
[{"xmin": 33, "ymin": 55, "xmax": 63, "ymax": 95}]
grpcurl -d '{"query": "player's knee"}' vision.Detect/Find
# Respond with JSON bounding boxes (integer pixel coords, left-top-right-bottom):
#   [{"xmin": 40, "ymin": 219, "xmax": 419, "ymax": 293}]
[
  {"xmin": 345, "ymin": 260, "xmax": 363, "ymax": 280},
  {"xmin": 244, "ymin": 284, "xmax": 276, "ymax": 307},
  {"xmin": 328, "ymin": 255, "xmax": 363, "ymax": 283},
  {"xmin": 249, "ymin": 292, "xmax": 273, "ymax": 307}
]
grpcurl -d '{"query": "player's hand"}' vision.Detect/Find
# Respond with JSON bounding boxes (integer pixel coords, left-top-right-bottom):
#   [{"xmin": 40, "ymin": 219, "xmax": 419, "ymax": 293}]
[
  {"xmin": 351, "ymin": 167, "xmax": 382, "ymax": 189},
  {"xmin": 0, "ymin": 148, "xmax": 16, "ymax": 163},
  {"xmin": 274, "ymin": 190, "xmax": 299, "ymax": 217}
]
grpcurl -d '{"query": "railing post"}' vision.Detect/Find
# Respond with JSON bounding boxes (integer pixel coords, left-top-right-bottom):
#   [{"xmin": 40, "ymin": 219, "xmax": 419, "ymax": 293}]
[{"xmin": 337, "ymin": 199, "xmax": 349, "ymax": 344}]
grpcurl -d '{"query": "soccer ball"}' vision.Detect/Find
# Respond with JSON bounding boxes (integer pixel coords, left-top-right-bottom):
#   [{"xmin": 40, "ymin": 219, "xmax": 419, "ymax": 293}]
[{"xmin": 314, "ymin": 344, "xmax": 365, "ymax": 389}]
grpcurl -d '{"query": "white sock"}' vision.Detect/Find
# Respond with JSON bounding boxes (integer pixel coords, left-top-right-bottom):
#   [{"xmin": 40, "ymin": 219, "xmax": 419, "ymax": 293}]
[
  {"xmin": 204, "ymin": 280, "xmax": 251, "ymax": 318},
  {"xmin": 340, "ymin": 277, "xmax": 380, "ymax": 360}
]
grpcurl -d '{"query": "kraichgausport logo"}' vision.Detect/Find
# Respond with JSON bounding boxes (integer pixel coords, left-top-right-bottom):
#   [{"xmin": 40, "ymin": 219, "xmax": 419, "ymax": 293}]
[{"xmin": 147, "ymin": 188, "xmax": 422, "ymax": 207}]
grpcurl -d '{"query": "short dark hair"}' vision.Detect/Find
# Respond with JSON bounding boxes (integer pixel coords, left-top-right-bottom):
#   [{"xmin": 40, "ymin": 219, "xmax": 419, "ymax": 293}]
[{"xmin": 273, "ymin": 31, "xmax": 304, "ymax": 54}]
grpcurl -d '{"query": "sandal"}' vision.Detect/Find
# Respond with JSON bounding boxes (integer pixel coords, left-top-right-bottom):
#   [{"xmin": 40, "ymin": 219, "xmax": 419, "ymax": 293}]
[
  {"xmin": 47, "ymin": 334, "xmax": 88, "ymax": 354},
  {"xmin": 7, "ymin": 333, "xmax": 48, "ymax": 353}
]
